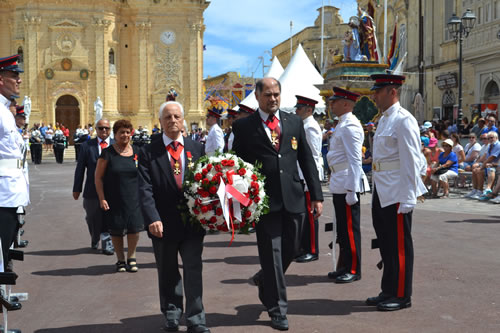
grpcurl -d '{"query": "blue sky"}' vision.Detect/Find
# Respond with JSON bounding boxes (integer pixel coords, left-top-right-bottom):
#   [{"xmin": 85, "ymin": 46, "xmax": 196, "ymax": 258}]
[{"xmin": 203, "ymin": 0, "xmax": 358, "ymax": 78}]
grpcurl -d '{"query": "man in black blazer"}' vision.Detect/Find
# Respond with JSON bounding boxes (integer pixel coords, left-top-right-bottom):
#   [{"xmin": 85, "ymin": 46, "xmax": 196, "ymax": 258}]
[
  {"xmin": 232, "ymin": 78, "xmax": 323, "ymax": 331},
  {"xmin": 137, "ymin": 101, "xmax": 210, "ymax": 333},
  {"xmin": 72, "ymin": 119, "xmax": 114, "ymax": 255}
]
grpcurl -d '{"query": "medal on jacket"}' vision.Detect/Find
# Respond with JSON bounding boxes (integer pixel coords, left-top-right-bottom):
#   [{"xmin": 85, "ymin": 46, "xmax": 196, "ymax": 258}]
[
  {"xmin": 291, "ymin": 136, "xmax": 298, "ymax": 150},
  {"xmin": 174, "ymin": 161, "xmax": 181, "ymax": 175},
  {"xmin": 133, "ymin": 154, "xmax": 138, "ymax": 168},
  {"xmin": 186, "ymin": 151, "xmax": 194, "ymax": 169},
  {"xmin": 271, "ymin": 130, "xmax": 279, "ymax": 147}
]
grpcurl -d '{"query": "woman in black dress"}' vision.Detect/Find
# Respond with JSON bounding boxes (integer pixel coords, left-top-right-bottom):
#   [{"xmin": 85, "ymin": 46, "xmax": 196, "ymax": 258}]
[{"xmin": 95, "ymin": 119, "xmax": 144, "ymax": 272}]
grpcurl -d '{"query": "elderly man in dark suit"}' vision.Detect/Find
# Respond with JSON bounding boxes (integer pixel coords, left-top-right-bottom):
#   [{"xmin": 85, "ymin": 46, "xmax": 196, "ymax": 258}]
[
  {"xmin": 232, "ymin": 77, "xmax": 323, "ymax": 331},
  {"xmin": 137, "ymin": 101, "xmax": 209, "ymax": 333},
  {"xmin": 72, "ymin": 118, "xmax": 114, "ymax": 255}
]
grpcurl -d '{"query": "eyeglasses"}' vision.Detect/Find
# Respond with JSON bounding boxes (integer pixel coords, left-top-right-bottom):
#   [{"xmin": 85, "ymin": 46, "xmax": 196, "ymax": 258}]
[
  {"xmin": 97, "ymin": 126, "xmax": 110, "ymax": 130},
  {"xmin": 480, "ymin": 137, "xmax": 488, "ymax": 140}
]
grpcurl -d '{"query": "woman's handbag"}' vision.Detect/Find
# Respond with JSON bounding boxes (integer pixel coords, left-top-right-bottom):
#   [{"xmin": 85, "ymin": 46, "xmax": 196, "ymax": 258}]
[{"xmin": 435, "ymin": 167, "xmax": 449, "ymax": 175}]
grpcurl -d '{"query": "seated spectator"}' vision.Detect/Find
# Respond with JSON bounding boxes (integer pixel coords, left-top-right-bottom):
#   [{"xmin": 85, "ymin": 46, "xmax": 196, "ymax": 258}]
[
  {"xmin": 475, "ymin": 132, "xmax": 500, "ymax": 200},
  {"xmin": 470, "ymin": 118, "xmax": 486, "ymax": 138},
  {"xmin": 424, "ymin": 137, "xmax": 443, "ymax": 186},
  {"xmin": 462, "ymin": 133, "xmax": 481, "ymax": 170},
  {"xmin": 445, "ymin": 120, "xmax": 457, "ymax": 135},
  {"xmin": 488, "ymin": 166, "xmax": 500, "ymax": 203},
  {"xmin": 430, "ymin": 139, "xmax": 458, "ymax": 198},
  {"xmin": 465, "ymin": 134, "xmax": 491, "ymax": 198},
  {"xmin": 362, "ymin": 146, "xmax": 372, "ymax": 174},
  {"xmin": 480, "ymin": 114, "xmax": 498, "ymax": 135},
  {"xmin": 460, "ymin": 116, "xmax": 472, "ymax": 136},
  {"xmin": 450, "ymin": 133, "xmax": 465, "ymax": 168}
]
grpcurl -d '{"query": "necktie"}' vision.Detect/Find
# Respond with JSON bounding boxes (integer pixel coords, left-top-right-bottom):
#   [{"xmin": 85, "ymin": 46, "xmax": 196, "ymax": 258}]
[
  {"xmin": 99, "ymin": 141, "xmax": 108, "ymax": 149},
  {"xmin": 265, "ymin": 114, "xmax": 281, "ymax": 151},
  {"xmin": 166, "ymin": 141, "xmax": 184, "ymax": 189}
]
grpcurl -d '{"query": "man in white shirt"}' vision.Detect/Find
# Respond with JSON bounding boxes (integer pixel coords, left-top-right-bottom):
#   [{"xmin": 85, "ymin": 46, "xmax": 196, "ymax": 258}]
[
  {"xmin": 0, "ymin": 54, "xmax": 29, "ymax": 266},
  {"xmin": 294, "ymin": 95, "xmax": 323, "ymax": 263},
  {"xmin": 326, "ymin": 87, "xmax": 364, "ymax": 283},
  {"xmin": 204, "ymin": 107, "xmax": 224, "ymax": 156},
  {"xmin": 366, "ymin": 74, "xmax": 425, "ymax": 311}
]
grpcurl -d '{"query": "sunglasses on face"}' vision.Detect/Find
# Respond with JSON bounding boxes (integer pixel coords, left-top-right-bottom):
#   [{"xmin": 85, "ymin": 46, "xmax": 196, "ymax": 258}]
[{"xmin": 97, "ymin": 127, "xmax": 110, "ymax": 130}]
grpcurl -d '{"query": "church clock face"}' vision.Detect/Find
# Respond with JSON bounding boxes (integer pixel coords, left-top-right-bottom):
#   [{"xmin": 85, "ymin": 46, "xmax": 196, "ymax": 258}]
[{"xmin": 160, "ymin": 30, "xmax": 176, "ymax": 45}]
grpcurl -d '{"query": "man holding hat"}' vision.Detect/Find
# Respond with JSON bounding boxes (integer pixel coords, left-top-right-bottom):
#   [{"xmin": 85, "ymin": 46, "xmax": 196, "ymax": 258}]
[
  {"xmin": 0, "ymin": 54, "xmax": 29, "ymax": 266},
  {"xmin": 205, "ymin": 107, "xmax": 224, "ymax": 156},
  {"xmin": 326, "ymin": 87, "xmax": 365, "ymax": 283},
  {"xmin": 367, "ymin": 74, "xmax": 426, "ymax": 311},
  {"xmin": 294, "ymin": 95, "xmax": 323, "ymax": 263}
]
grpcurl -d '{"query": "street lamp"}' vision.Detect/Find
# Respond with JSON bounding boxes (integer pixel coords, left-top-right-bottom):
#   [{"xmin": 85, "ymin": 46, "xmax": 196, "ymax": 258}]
[{"xmin": 447, "ymin": 8, "xmax": 476, "ymax": 133}]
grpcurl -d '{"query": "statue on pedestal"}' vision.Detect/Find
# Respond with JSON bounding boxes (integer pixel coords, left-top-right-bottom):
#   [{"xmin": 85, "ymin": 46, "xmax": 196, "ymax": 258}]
[
  {"xmin": 23, "ymin": 96, "xmax": 31, "ymax": 124},
  {"xmin": 94, "ymin": 97, "xmax": 103, "ymax": 122}
]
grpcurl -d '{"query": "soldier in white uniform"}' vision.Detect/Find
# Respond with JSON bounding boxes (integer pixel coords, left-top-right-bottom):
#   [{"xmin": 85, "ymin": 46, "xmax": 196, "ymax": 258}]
[
  {"xmin": 326, "ymin": 87, "xmax": 364, "ymax": 283},
  {"xmin": 366, "ymin": 74, "xmax": 426, "ymax": 311},
  {"xmin": 204, "ymin": 107, "xmax": 224, "ymax": 156},
  {"xmin": 0, "ymin": 54, "xmax": 29, "ymax": 265},
  {"xmin": 294, "ymin": 95, "xmax": 323, "ymax": 263}
]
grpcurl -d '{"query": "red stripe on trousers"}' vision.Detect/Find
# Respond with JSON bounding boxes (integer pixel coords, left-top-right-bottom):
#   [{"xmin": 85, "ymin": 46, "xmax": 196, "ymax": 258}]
[
  {"xmin": 345, "ymin": 204, "xmax": 357, "ymax": 274},
  {"xmin": 305, "ymin": 191, "xmax": 316, "ymax": 254},
  {"xmin": 397, "ymin": 207, "xmax": 406, "ymax": 298}
]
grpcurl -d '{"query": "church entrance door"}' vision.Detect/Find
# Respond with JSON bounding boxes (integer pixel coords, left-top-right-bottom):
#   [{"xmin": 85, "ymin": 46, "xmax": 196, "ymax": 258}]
[{"xmin": 55, "ymin": 95, "xmax": 80, "ymax": 145}]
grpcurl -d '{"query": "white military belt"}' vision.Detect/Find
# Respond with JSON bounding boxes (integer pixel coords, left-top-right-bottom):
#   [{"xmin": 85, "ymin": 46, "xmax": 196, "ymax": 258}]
[
  {"xmin": 0, "ymin": 159, "xmax": 24, "ymax": 170},
  {"xmin": 372, "ymin": 160, "xmax": 400, "ymax": 172},
  {"xmin": 329, "ymin": 162, "xmax": 349, "ymax": 173}
]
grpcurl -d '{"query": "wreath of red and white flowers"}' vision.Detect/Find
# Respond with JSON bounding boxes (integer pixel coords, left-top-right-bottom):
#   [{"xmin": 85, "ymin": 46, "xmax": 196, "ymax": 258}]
[{"xmin": 183, "ymin": 152, "xmax": 269, "ymax": 237}]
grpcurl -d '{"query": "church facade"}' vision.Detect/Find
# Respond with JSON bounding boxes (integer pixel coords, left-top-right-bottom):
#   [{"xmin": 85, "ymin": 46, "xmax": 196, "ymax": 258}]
[{"xmin": 0, "ymin": 0, "xmax": 209, "ymax": 134}]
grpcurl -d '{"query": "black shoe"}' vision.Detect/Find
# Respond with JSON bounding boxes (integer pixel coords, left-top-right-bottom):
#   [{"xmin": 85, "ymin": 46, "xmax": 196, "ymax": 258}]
[
  {"xmin": 248, "ymin": 227, "xmax": 256, "ymax": 233},
  {"xmin": 377, "ymin": 297, "xmax": 411, "ymax": 311},
  {"xmin": 334, "ymin": 273, "xmax": 361, "ymax": 284},
  {"xmin": 91, "ymin": 242, "xmax": 98, "ymax": 250},
  {"xmin": 101, "ymin": 238, "xmax": 114, "ymax": 255},
  {"xmin": 14, "ymin": 240, "xmax": 28, "ymax": 248},
  {"xmin": 164, "ymin": 319, "xmax": 179, "ymax": 332},
  {"xmin": 186, "ymin": 325, "xmax": 210, "ymax": 333},
  {"xmin": 270, "ymin": 315, "xmax": 289, "ymax": 331},
  {"xmin": 366, "ymin": 293, "xmax": 392, "ymax": 306},
  {"xmin": 0, "ymin": 295, "xmax": 22, "ymax": 311},
  {"xmin": 295, "ymin": 253, "xmax": 318, "ymax": 263},
  {"xmin": 327, "ymin": 269, "xmax": 346, "ymax": 279}
]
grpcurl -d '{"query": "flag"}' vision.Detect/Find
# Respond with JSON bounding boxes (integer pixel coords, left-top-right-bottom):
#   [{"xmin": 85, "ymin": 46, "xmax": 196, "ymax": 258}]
[{"xmin": 387, "ymin": 20, "xmax": 397, "ymax": 65}]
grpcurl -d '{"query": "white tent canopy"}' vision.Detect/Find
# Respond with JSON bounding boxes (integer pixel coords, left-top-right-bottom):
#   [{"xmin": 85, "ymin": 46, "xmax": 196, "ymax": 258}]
[
  {"xmin": 278, "ymin": 44, "xmax": 325, "ymax": 114},
  {"xmin": 235, "ymin": 56, "xmax": 284, "ymax": 111}
]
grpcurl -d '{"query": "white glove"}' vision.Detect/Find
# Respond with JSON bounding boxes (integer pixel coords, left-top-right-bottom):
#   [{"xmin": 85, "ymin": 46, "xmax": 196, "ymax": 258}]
[
  {"xmin": 397, "ymin": 203, "xmax": 415, "ymax": 214},
  {"xmin": 345, "ymin": 192, "xmax": 358, "ymax": 206}
]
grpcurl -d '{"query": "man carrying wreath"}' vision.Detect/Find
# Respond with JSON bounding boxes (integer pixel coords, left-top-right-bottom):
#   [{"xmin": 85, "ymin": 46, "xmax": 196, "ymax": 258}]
[
  {"xmin": 232, "ymin": 77, "xmax": 323, "ymax": 331},
  {"xmin": 137, "ymin": 101, "xmax": 210, "ymax": 333}
]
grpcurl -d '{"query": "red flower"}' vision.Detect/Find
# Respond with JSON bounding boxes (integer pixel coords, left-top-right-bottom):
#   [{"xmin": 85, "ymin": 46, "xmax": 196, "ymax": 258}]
[
  {"xmin": 207, "ymin": 163, "xmax": 213, "ymax": 171},
  {"xmin": 194, "ymin": 173, "xmax": 203, "ymax": 182},
  {"xmin": 254, "ymin": 196, "xmax": 260, "ymax": 203},
  {"xmin": 251, "ymin": 181, "xmax": 259, "ymax": 190},
  {"xmin": 209, "ymin": 186, "xmax": 217, "ymax": 195},
  {"xmin": 221, "ymin": 225, "xmax": 229, "ymax": 232},
  {"xmin": 202, "ymin": 168, "xmax": 208, "ymax": 175},
  {"xmin": 221, "ymin": 160, "xmax": 228, "ymax": 166},
  {"xmin": 210, "ymin": 216, "xmax": 217, "ymax": 224},
  {"xmin": 200, "ymin": 190, "xmax": 209, "ymax": 198},
  {"xmin": 215, "ymin": 164, "xmax": 222, "ymax": 172},
  {"xmin": 195, "ymin": 198, "xmax": 202, "ymax": 206},
  {"xmin": 227, "ymin": 160, "xmax": 235, "ymax": 167},
  {"xmin": 239, "ymin": 222, "xmax": 246, "ymax": 228},
  {"xmin": 200, "ymin": 219, "xmax": 207, "ymax": 224},
  {"xmin": 202, "ymin": 178, "xmax": 210, "ymax": 186},
  {"xmin": 251, "ymin": 174, "xmax": 258, "ymax": 181},
  {"xmin": 245, "ymin": 210, "xmax": 252, "ymax": 218},
  {"xmin": 216, "ymin": 207, "xmax": 223, "ymax": 216},
  {"xmin": 238, "ymin": 168, "xmax": 246, "ymax": 176},
  {"xmin": 201, "ymin": 205, "xmax": 208, "ymax": 214},
  {"xmin": 193, "ymin": 208, "xmax": 200, "ymax": 215}
]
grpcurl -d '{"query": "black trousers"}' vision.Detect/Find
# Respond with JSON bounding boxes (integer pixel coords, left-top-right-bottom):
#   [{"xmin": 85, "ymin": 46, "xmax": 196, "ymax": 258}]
[
  {"xmin": 83, "ymin": 198, "xmax": 107, "ymax": 246},
  {"xmin": 372, "ymin": 187, "xmax": 414, "ymax": 298},
  {"xmin": 152, "ymin": 235, "xmax": 206, "ymax": 328},
  {"xmin": 333, "ymin": 193, "xmax": 361, "ymax": 275},
  {"xmin": 256, "ymin": 210, "xmax": 305, "ymax": 317},
  {"xmin": 300, "ymin": 191, "xmax": 319, "ymax": 255},
  {"xmin": 75, "ymin": 143, "xmax": 81, "ymax": 161},
  {"xmin": 0, "ymin": 207, "xmax": 19, "ymax": 266},
  {"xmin": 54, "ymin": 147, "xmax": 64, "ymax": 164},
  {"xmin": 31, "ymin": 143, "xmax": 42, "ymax": 164}
]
